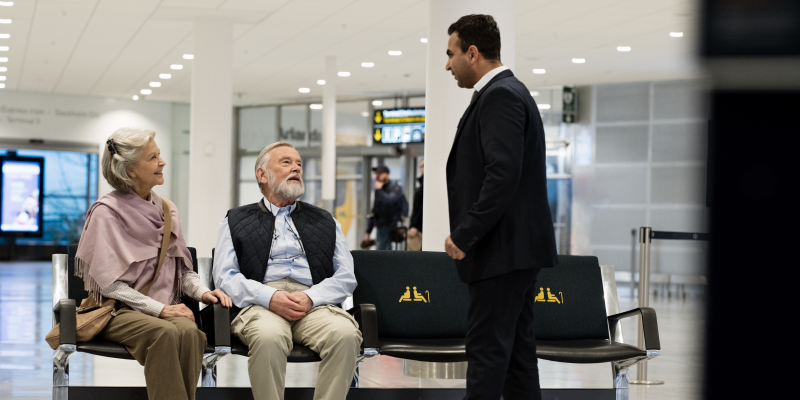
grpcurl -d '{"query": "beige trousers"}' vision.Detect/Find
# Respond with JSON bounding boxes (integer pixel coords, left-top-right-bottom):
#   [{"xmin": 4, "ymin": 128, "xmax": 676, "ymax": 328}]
[
  {"xmin": 98, "ymin": 306, "xmax": 206, "ymax": 400},
  {"xmin": 232, "ymin": 278, "xmax": 363, "ymax": 400}
]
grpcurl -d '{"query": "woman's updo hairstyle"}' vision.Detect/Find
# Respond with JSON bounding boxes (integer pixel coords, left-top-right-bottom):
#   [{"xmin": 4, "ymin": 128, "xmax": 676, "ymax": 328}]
[{"xmin": 102, "ymin": 128, "xmax": 156, "ymax": 193}]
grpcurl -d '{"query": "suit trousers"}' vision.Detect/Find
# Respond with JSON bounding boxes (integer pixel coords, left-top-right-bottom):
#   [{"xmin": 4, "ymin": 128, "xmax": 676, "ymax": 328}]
[
  {"xmin": 231, "ymin": 278, "xmax": 363, "ymax": 400},
  {"xmin": 98, "ymin": 306, "xmax": 206, "ymax": 400},
  {"xmin": 465, "ymin": 267, "xmax": 542, "ymax": 400}
]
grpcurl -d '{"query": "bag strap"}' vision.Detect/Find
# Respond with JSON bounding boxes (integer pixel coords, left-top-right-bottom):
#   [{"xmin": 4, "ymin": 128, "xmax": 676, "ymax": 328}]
[{"xmin": 139, "ymin": 197, "xmax": 172, "ymax": 297}]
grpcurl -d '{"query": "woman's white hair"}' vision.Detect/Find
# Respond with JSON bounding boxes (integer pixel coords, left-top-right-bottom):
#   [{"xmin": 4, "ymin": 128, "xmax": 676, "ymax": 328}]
[
  {"xmin": 102, "ymin": 128, "xmax": 156, "ymax": 193},
  {"xmin": 255, "ymin": 141, "xmax": 294, "ymax": 190}
]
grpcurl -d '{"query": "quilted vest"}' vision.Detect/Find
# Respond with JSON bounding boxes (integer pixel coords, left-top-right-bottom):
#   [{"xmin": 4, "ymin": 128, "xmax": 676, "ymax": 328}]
[{"xmin": 226, "ymin": 199, "xmax": 337, "ymax": 319}]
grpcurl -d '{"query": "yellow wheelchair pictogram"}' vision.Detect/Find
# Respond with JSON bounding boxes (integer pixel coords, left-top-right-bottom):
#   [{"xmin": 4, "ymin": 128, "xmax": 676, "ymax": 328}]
[
  {"xmin": 534, "ymin": 287, "xmax": 563, "ymax": 304},
  {"xmin": 399, "ymin": 286, "xmax": 429, "ymax": 303}
]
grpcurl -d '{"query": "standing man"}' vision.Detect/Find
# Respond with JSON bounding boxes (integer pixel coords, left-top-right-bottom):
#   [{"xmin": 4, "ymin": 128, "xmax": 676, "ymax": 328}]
[
  {"xmin": 443, "ymin": 15, "xmax": 558, "ymax": 400},
  {"xmin": 363, "ymin": 165, "xmax": 408, "ymax": 250},
  {"xmin": 407, "ymin": 159, "xmax": 424, "ymax": 251}
]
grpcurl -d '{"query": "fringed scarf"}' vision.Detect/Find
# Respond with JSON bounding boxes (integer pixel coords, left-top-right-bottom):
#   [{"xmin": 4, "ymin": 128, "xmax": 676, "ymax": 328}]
[{"xmin": 75, "ymin": 190, "xmax": 193, "ymax": 305}]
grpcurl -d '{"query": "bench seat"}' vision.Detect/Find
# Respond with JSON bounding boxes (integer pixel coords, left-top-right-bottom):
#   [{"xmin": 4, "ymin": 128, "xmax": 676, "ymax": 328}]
[
  {"xmin": 230, "ymin": 338, "xmax": 322, "ymax": 363},
  {"xmin": 379, "ymin": 338, "xmax": 467, "ymax": 363},
  {"xmin": 537, "ymin": 339, "xmax": 647, "ymax": 364}
]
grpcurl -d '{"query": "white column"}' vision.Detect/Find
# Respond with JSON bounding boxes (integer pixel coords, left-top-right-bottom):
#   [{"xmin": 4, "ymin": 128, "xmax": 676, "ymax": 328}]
[
  {"xmin": 321, "ymin": 56, "xmax": 337, "ymax": 214},
  {"xmin": 422, "ymin": 0, "xmax": 516, "ymax": 252},
  {"xmin": 187, "ymin": 17, "xmax": 233, "ymax": 257}
]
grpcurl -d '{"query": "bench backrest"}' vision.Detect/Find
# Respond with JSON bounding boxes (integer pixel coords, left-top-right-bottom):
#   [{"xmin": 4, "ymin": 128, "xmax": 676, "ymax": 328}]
[
  {"xmin": 352, "ymin": 250, "xmax": 469, "ymax": 339},
  {"xmin": 352, "ymin": 251, "xmax": 610, "ymax": 341}
]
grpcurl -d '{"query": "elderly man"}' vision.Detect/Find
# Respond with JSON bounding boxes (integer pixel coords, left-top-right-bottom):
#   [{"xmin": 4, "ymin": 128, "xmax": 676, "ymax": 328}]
[{"xmin": 213, "ymin": 141, "xmax": 361, "ymax": 400}]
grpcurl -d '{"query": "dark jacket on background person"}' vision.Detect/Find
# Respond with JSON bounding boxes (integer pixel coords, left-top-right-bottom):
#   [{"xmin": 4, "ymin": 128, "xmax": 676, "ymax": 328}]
[
  {"xmin": 366, "ymin": 181, "xmax": 409, "ymax": 233},
  {"xmin": 409, "ymin": 175, "xmax": 424, "ymax": 232},
  {"xmin": 446, "ymin": 69, "xmax": 558, "ymax": 283}
]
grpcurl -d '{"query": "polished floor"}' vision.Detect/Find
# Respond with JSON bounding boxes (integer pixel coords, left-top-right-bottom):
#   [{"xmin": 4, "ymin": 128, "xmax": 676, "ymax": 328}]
[{"xmin": 0, "ymin": 261, "xmax": 704, "ymax": 399}]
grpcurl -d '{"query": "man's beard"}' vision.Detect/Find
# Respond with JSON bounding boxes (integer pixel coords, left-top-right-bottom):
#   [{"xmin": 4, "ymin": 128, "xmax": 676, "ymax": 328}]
[{"xmin": 267, "ymin": 170, "xmax": 305, "ymax": 201}]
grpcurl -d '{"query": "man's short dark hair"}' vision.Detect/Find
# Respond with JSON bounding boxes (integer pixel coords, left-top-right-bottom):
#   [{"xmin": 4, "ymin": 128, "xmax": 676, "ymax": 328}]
[{"xmin": 447, "ymin": 14, "xmax": 501, "ymax": 61}]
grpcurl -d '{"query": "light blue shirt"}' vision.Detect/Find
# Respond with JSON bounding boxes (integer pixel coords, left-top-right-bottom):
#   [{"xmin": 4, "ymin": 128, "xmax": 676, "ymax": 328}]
[{"xmin": 213, "ymin": 197, "xmax": 357, "ymax": 308}]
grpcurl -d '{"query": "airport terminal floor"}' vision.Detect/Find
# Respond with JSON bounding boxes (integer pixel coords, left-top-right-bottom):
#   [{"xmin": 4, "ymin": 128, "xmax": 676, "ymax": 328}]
[{"xmin": 0, "ymin": 260, "xmax": 703, "ymax": 400}]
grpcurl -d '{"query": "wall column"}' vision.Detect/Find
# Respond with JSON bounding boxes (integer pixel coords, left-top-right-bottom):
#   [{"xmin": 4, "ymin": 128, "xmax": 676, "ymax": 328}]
[
  {"xmin": 422, "ymin": 0, "xmax": 516, "ymax": 252},
  {"xmin": 321, "ymin": 56, "xmax": 337, "ymax": 214},
  {"xmin": 187, "ymin": 17, "xmax": 233, "ymax": 257}
]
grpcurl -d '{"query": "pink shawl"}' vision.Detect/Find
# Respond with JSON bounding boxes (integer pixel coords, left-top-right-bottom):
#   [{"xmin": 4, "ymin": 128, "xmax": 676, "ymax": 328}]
[{"xmin": 75, "ymin": 190, "xmax": 193, "ymax": 304}]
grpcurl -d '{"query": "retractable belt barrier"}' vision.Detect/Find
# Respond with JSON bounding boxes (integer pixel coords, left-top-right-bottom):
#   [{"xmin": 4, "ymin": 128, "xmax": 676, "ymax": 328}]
[{"xmin": 631, "ymin": 227, "xmax": 709, "ymax": 386}]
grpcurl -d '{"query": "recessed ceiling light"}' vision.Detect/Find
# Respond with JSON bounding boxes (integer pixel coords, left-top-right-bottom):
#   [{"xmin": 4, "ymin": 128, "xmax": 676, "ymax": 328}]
[
  {"xmin": 159, "ymin": 73, "xmax": 171, "ymax": 79},
  {"xmin": 140, "ymin": 89, "xmax": 152, "ymax": 95},
  {"xmin": 0, "ymin": 58, "xmax": 8, "ymax": 62},
  {"xmin": 183, "ymin": 54, "xmax": 194, "ymax": 59},
  {"xmin": 388, "ymin": 50, "xmax": 402, "ymax": 56},
  {"xmin": 361, "ymin": 111, "xmax": 369, "ymax": 117},
  {"xmin": 670, "ymin": 32, "xmax": 683, "ymax": 37},
  {"xmin": 533, "ymin": 69, "xmax": 546, "ymax": 74},
  {"xmin": 149, "ymin": 82, "xmax": 161, "ymax": 87},
  {"xmin": 317, "ymin": 79, "xmax": 325, "ymax": 85},
  {"xmin": 298, "ymin": 87, "xmax": 310, "ymax": 93},
  {"xmin": 0, "ymin": 47, "xmax": 6, "ymax": 51},
  {"xmin": 0, "ymin": 67, "xmax": 7, "ymax": 72},
  {"xmin": 170, "ymin": 64, "xmax": 183, "ymax": 70},
  {"xmin": 538, "ymin": 104, "xmax": 551, "ymax": 110},
  {"xmin": 617, "ymin": 46, "xmax": 631, "ymax": 52},
  {"xmin": 361, "ymin": 62, "xmax": 374, "ymax": 68},
  {"xmin": 0, "ymin": 19, "xmax": 10, "ymax": 24},
  {"xmin": 309, "ymin": 104, "xmax": 323, "ymax": 110},
  {"xmin": 530, "ymin": 91, "xmax": 539, "ymax": 97},
  {"xmin": 0, "ymin": 83, "xmax": 5, "ymax": 89},
  {"xmin": 0, "ymin": 76, "xmax": 5, "ymax": 81},
  {"xmin": 420, "ymin": 38, "xmax": 427, "ymax": 43},
  {"xmin": 0, "ymin": 2, "xmax": 13, "ymax": 6},
  {"xmin": 572, "ymin": 58, "xmax": 586, "ymax": 64},
  {"xmin": 338, "ymin": 71, "xmax": 350, "ymax": 77},
  {"xmin": 372, "ymin": 100, "xmax": 383, "ymax": 106},
  {"xmin": 0, "ymin": 34, "xmax": 8, "ymax": 39},
  {"xmin": 132, "ymin": 95, "xmax": 139, "ymax": 101}
]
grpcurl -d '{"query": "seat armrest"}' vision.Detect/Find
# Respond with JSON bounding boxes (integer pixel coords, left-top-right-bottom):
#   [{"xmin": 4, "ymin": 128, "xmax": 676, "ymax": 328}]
[
  {"xmin": 348, "ymin": 304, "xmax": 378, "ymax": 350},
  {"xmin": 200, "ymin": 303, "xmax": 231, "ymax": 347},
  {"xmin": 53, "ymin": 299, "xmax": 77, "ymax": 345},
  {"xmin": 608, "ymin": 307, "xmax": 660, "ymax": 350}
]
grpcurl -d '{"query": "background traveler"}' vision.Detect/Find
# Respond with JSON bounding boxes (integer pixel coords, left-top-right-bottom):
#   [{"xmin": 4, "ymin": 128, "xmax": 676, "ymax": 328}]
[
  {"xmin": 213, "ymin": 141, "xmax": 361, "ymax": 400},
  {"xmin": 442, "ymin": 15, "xmax": 558, "ymax": 400},
  {"xmin": 363, "ymin": 165, "xmax": 408, "ymax": 250},
  {"xmin": 80, "ymin": 128, "xmax": 231, "ymax": 400},
  {"xmin": 407, "ymin": 159, "xmax": 424, "ymax": 251}
]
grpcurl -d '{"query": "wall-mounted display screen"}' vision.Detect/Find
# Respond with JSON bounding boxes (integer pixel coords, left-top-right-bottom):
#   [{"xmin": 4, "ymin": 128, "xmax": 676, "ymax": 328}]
[
  {"xmin": 372, "ymin": 108, "xmax": 425, "ymax": 144},
  {"xmin": 1, "ymin": 156, "xmax": 45, "ymax": 236}
]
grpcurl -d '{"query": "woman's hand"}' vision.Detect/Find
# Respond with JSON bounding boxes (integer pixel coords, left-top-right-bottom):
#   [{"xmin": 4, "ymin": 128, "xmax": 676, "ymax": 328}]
[
  {"xmin": 159, "ymin": 304, "xmax": 195, "ymax": 322},
  {"xmin": 202, "ymin": 289, "xmax": 233, "ymax": 308}
]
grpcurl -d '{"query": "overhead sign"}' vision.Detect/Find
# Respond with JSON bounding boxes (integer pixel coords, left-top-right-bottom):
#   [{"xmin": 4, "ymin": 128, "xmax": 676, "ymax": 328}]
[{"xmin": 372, "ymin": 108, "xmax": 425, "ymax": 144}]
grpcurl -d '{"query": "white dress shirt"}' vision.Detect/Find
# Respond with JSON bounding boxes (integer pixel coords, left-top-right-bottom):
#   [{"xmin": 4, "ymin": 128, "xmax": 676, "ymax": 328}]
[
  {"xmin": 474, "ymin": 65, "xmax": 509, "ymax": 93},
  {"xmin": 213, "ymin": 197, "xmax": 357, "ymax": 309}
]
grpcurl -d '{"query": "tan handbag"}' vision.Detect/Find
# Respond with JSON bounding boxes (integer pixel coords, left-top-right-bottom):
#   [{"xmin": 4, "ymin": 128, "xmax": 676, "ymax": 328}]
[{"xmin": 46, "ymin": 198, "xmax": 173, "ymax": 350}]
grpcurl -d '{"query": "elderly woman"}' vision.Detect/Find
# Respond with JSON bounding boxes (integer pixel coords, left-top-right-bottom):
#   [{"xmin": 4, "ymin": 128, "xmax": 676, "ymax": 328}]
[{"xmin": 75, "ymin": 128, "xmax": 231, "ymax": 400}]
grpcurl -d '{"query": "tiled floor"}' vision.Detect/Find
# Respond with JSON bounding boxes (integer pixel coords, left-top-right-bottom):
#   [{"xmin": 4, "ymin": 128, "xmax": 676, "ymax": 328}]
[{"xmin": 0, "ymin": 261, "xmax": 704, "ymax": 399}]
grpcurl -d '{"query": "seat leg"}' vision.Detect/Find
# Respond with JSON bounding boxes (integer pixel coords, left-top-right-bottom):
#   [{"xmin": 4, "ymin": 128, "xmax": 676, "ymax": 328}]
[
  {"xmin": 351, "ymin": 366, "xmax": 359, "ymax": 388},
  {"xmin": 201, "ymin": 346, "xmax": 231, "ymax": 387},
  {"xmin": 53, "ymin": 344, "xmax": 76, "ymax": 400},
  {"xmin": 612, "ymin": 362, "xmax": 629, "ymax": 400}
]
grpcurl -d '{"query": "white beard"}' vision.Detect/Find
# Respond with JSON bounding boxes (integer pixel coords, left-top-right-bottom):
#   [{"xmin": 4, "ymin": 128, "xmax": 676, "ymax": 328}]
[{"xmin": 267, "ymin": 170, "xmax": 305, "ymax": 201}]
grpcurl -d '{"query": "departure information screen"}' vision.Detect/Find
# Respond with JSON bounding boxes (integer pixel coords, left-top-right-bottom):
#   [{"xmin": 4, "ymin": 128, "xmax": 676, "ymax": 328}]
[
  {"xmin": 1, "ymin": 158, "xmax": 44, "ymax": 235},
  {"xmin": 372, "ymin": 108, "xmax": 425, "ymax": 144}
]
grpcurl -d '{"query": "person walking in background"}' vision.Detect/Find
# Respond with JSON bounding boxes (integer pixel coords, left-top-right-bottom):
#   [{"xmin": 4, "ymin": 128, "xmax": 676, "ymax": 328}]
[
  {"xmin": 363, "ymin": 165, "xmax": 408, "ymax": 250},
  {"xmin": 407, "ymin": 159, "xmax": 424, "ymax": 251},
  {"xmin": 442, "ymin": 15, "xmax": 558, "ymax": 400}
]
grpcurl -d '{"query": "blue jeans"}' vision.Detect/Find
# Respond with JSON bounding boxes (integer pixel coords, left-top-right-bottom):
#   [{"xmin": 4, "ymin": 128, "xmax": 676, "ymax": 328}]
[{"xmin": 376, "ymin": 226, "xmax": 392, "ymax": 250}]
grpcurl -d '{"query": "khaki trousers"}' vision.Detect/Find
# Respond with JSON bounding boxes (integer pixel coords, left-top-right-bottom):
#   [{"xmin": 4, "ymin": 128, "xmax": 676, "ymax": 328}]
[
  {"xmin": 98, "ymin": 306, "xmax": 206, "ymax": 400},
  {"xmin": 407, "ymin": 233, "xmax": 422, "ymax": 251},
  {"xmin": 231, "ymin": 278, "xmax": 363, "ymax": 400}
]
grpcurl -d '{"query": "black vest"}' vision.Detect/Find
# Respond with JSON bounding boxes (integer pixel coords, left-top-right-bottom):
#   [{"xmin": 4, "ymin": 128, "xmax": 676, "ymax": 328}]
[{"xmin": 226, "ymin": 199, "xmax": 337, "ymax": 319}]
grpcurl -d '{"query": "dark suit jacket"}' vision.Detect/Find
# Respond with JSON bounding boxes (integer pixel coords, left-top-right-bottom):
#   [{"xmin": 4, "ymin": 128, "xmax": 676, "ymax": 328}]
[{"xmin": 446, "ymin": 69, "xmax": 558, "ymax": 283}]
